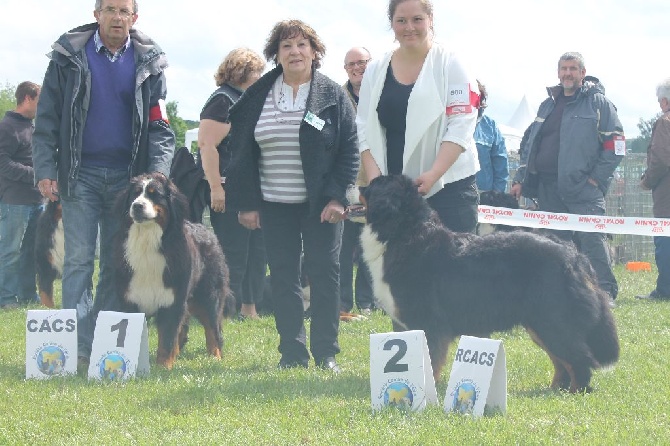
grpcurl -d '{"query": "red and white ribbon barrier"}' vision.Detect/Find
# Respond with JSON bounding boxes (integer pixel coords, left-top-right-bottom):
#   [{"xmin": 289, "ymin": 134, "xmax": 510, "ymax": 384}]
[{"xmin": 478, "ymin": 206, "xmax": 670, "ymax": 237}]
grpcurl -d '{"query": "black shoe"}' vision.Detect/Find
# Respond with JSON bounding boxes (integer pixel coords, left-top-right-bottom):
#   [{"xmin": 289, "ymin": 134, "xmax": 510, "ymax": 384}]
[
  {"xmin": 277, "ymin": 359, "xmax": 308, "ymax": 369},
  {"xmin": 315, "ymin": 357, "xmax": 341, "ymax": 374},
  {"xmin": 635, "ymin": 290, "xmax": 670, "ymax": 300}
]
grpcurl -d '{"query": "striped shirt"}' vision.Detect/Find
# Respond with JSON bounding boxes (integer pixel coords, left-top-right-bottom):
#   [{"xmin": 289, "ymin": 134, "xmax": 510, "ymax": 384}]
[{"xmin": 254, "ymin": 78, "xmax": 309, "ymax": 203}]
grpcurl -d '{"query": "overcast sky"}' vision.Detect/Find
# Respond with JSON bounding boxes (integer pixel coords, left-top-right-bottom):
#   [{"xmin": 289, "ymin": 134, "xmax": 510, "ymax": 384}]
[{"xmin": 2, "ymin": 0, "xmax": 668, "ymax": 137}]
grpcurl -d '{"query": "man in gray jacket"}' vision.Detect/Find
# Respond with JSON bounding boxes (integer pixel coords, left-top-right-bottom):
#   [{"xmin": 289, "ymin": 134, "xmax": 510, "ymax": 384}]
[
  {"xmin": 511, "ymin": 52, "xmax": 624, "ymax": 306},
  {"xmin": 32, "ymin": 0, "xmax": 175, "ymax": 365},
  {"xmin": 0, "ymin": 82, "xmax": 41, "ymax": 309}
]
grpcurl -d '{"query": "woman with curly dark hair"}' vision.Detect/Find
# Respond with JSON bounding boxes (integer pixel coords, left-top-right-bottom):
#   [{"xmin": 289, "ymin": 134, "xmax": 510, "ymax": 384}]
[{"xmin": 225, "ymin": 20, "xmax": 358, "ymax": 372}]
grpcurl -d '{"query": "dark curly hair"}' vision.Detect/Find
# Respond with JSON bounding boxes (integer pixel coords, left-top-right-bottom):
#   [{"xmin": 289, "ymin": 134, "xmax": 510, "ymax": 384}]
[{"xmin": 263, "ymin": 19, "xmax": 326, "ymax": 69}]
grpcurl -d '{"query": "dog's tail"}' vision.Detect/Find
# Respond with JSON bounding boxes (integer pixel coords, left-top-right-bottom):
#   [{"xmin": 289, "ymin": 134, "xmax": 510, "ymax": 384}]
[
  {"xmin": 567, "ymin": 253, "xmax": 620, "ymax": 368},
  {"xmin": 586, "ymin": 290, "xmax": 620, "ymax": 368},
  {"xmin": 222, "ymin": 289, "xmax": 236, "ymax": 320}
]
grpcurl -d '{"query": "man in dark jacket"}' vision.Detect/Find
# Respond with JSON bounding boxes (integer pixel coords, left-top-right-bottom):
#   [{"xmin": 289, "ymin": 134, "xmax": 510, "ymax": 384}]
[
  {"xmin": 0, "ymin": 82, "xmax": 41, "ymax": 309},
  {"xmin": 511, "ymin": 52, "xmax": 624, "ymax": 305},
  {"xmin": 32, "ymin": 0, "xmax": 175, "ymax": 363}
]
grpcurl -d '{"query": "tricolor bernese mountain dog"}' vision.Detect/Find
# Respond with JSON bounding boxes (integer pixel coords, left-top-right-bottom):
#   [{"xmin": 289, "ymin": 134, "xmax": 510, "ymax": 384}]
[
  {"xmin": 35, "ymin": 200, "xmax": 64, "ymax": 308},
  {"xmin": 115, "ymin": 173, "xmax": 234, "ymax": 369},
  {"xmin": 359, "ymin": 175, "xmax": 619, "ymax": 393}
]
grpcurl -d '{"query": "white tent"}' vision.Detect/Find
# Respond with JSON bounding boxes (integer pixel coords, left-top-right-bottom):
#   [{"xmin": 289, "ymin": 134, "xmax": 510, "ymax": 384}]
[
  {"xmin": 184, "ymin": 127, "xmax": 198, "ymax": 150},
  {"xmin": 496, "ymin": 95, "xmax": 536, "ymax": 154},
  {"xmin": 507, "ymin": 95, "xmax": 535, "ymax": 134}
]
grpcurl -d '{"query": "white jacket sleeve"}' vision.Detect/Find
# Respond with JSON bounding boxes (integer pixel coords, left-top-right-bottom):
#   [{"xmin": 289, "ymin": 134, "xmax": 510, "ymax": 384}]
[
  {"xmin": 356, "ymin": 59, "xmax": 378, "ymax": 154},
  {"xmin": 441, "ymin": 52, "xmax": 478, "ymax": 153}
]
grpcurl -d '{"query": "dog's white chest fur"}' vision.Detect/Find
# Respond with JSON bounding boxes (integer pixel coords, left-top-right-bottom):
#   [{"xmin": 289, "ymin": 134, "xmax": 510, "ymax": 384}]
[
  {"xmin": 360, "ymin": 225, "xmax": 406, "ymax": 329},
  {"xmin": 50, "ymin": 220, "xmax": 65, "ymax": 275},
  {"xmin": 124, "ymin": 221, "xmax": 174, "ymax": 314}
]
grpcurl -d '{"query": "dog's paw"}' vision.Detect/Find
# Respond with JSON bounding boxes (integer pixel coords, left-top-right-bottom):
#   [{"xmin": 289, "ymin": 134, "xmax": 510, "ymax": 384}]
[{"xmin": 339, "ymin": 311, "xmax": 368, "ymax": 322}]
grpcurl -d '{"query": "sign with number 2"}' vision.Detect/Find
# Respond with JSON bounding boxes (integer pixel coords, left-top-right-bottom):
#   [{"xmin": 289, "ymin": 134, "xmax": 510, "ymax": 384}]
[{"xmin": 370, "ymin": 330, "xmax": 438, "ymax": 411}]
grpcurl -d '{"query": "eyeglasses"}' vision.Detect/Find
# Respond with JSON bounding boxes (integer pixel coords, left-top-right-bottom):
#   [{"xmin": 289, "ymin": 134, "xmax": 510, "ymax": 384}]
[
  {"xmin": 345, "ymin": 59, "xmax": 371, "ymax": 69},
  {"xmin": 99, "ymin": 6, "xmax": 135, "ymax": 19}
]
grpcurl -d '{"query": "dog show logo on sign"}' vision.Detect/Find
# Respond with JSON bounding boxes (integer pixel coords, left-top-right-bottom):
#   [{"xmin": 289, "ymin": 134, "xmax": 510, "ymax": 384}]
[
  {"xmin": 370, "ymin": 330, "xmax": 438, "ymax": 411},
  {"xmin": 444, "ymin": 336, "xmax": 507, "ymax": 417},
  {"xmin": 88, "ymin": 311, "xmax": 149, "ymax": 380},
  {"xmin": 26, "ymin": 309, "xmax": 78, "ymax": 379}
]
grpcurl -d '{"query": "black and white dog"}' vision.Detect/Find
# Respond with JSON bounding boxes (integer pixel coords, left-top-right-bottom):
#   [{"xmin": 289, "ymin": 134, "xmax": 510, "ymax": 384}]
[
  {"xmin": 35, "ymin": 200, "xmax": 64, "ymax": 308},
  {"xmin": 115, "ymin": 173, "xmax": 234, "ymax": 369}
]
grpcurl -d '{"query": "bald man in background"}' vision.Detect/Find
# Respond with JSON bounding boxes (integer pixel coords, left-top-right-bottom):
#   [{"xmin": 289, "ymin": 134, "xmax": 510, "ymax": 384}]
[{"xmin": 339, "ymin": 47, "xmax": 374, "ymax": 319}]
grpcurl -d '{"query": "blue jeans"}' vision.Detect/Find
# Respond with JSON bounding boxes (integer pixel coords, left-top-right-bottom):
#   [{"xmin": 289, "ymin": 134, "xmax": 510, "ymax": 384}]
[
  {"xmin": 654, "ymin": 235, "xmax": 670, "ymax": 296},
  {"xmin": 61, "ymin": 166, "xmax": 129, "ymax": 357},
  {"xmin": 0, "ymin": 202, "xmax": 42, "ymax": 305}
]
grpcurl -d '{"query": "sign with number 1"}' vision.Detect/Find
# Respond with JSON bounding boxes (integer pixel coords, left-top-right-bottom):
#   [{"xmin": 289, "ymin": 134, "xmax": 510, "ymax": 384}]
[
  {"xmin": 370, "ymin": 330, "xmax": 438, "ymax": 411},
  {"xmin": 88, "ymin": 311, "xmax": 149, "ymax": 380}
]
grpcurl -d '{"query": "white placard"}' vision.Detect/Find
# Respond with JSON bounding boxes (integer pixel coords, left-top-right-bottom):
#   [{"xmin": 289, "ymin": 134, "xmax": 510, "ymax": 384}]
[
  {"xmin": 26, "ymin": 309, "xmax": 77, "ymax": 379},
  {"xmin": 370, "ymin": 330, "xmax": 438, "ymax": 411},
  {"xmin": 88, "ymin": 311, "xmax": 149, "ymax": 380},
  {"xmin": 444, "ymin": 335, "xmax": 506, "ymax": 417}
]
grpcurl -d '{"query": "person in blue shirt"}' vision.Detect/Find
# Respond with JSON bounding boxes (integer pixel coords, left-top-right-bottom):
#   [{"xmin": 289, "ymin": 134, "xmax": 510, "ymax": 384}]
[{"xmin": 474, "ymin": 80, "xmax": 508, "ymax": 193}]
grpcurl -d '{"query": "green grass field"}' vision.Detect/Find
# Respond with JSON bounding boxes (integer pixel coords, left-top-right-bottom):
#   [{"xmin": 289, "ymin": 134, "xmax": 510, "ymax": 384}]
[{"xmin": 1, "ymin": 264, "xmax": 669, "ymax": 445}]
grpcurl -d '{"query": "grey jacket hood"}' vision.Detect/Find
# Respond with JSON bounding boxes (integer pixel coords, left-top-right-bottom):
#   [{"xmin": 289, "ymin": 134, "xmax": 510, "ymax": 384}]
[{"xmin": 49, "ymin": 23, "xmax": 168, "ymax": 70}]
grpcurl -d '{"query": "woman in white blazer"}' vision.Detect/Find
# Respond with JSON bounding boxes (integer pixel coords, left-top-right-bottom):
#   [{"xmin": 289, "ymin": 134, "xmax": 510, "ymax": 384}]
[{"xmin": 357, "ymin": 0, "xmax": 480, "ymax": 232}]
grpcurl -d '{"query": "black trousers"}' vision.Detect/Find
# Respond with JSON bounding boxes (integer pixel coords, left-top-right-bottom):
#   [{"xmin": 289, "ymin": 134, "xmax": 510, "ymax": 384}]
[
  {"xmin": 210, "ymin": 209, "xmax": 266, "ymax": 309},
  {"xmin": 426, "ymin": 175, "xmax": 479, "ymax": 233},
  {"xmin": 261, "ymin": 200, "xmax": 341, "ymax": 364},
  {"xmin": 339, "ymin": 220, "xmax": 374, "ymax": 312},
  {"xmin": 538, "ymin": 178, "xmax": 618, "ymax": 299}
]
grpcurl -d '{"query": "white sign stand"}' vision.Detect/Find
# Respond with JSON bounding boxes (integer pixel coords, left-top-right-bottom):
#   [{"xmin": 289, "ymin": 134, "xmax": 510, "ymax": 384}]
[
  {"xmin": 370, "ymin": 330, "xmax": 438, "ymax": 411},
  {"xmin": 88, "ymin": 311, "xmax": 149, "ymax": 380},
  {"xmin": 26, "ymin": 309, "xmax": 77, "ymax": 379},
  {"xmin": 444, "ymin": 335, "xmax": 507, "ymax": 417}
]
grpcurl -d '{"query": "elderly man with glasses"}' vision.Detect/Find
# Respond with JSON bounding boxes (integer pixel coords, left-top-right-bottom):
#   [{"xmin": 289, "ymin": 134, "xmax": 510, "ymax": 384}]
[{"xmin": 32, "ymin": 0, "xmax": 175, "ymax": 370}]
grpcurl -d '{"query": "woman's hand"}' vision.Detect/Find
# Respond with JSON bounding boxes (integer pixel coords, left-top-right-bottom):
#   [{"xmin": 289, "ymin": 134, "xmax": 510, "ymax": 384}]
[
  {"xmin": 414, "ymin": 170, "xmax": 440, "ymax": 196},
  {"xmin": 238, "ymin": 211, "xmax": 261, "ymax": 230},
  {"xmin": 321, "ymin": 199, "xmax": 346, "ymax": 224},
  {"xmin": 414, "ymin": 141, "xmax": 465, "ymax": 195},
  {"xmin": 210, "ymin": 183, "xmax": 225, "ymax": 213}
]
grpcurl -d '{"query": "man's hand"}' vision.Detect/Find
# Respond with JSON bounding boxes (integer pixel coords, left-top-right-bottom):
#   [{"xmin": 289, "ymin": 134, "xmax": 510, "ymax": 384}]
[
  {"xmin": 510, "ymin": 182, "xmax": 522, "ymax": 199},
  {"xmin": 38, "ymin": 179, "xmax": 59, "ymax": 202}
]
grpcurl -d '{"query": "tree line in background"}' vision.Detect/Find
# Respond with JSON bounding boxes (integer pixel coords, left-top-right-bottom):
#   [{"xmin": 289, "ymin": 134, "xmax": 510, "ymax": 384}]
[{"xmin": 0, "ymin": 82, "xmax": 656, "ymax": 154}]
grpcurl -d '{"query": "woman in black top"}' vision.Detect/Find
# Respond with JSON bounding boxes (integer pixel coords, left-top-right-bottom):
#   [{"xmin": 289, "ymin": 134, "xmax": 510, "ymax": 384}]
[{"xmin": 198, "ymin": 48, "xmax": 266, "ymax": 319}]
